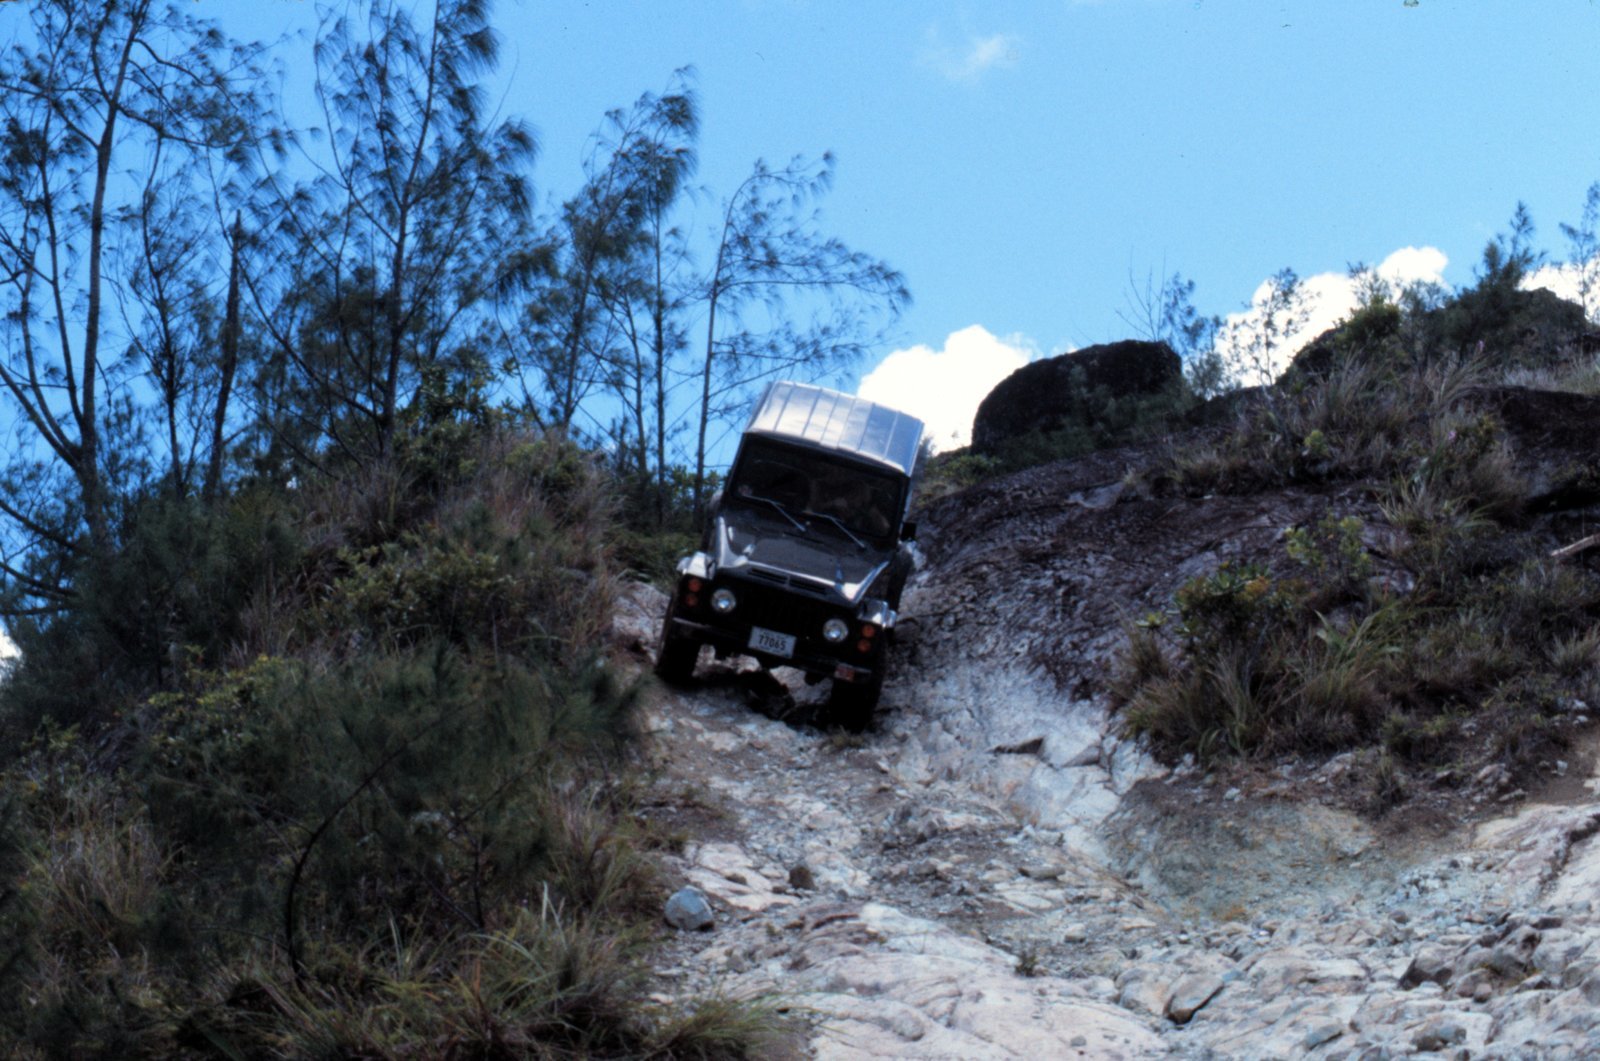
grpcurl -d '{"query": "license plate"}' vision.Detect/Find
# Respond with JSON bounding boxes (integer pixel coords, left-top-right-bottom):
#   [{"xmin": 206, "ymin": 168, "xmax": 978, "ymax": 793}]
[{"xmin": 748, "ymin": 626, "xmax": 796, "ymax": 658}]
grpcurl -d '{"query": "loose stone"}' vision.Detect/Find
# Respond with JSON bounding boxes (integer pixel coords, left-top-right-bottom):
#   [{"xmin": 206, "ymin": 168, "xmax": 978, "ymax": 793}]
[{"xmin": 664, "ymin": 886, "xmax": 715, "ymax": 931}]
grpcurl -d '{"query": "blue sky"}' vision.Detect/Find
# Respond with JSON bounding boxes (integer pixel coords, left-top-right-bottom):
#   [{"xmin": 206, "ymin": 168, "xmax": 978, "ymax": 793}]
[{"xmin": 218, "ymin": 0, "xmax": 1600, "ymax": 446}]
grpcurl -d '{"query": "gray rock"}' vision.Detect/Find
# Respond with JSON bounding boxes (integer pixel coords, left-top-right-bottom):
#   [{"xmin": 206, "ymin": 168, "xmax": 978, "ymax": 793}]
[
  {"xmin": 1400, "ymin": 944, "xmax": 1455, "ymax": 988},
  {"xmin": 1487, "ymin": 924, "xmax": 1542, "ymax": 977},
  {"xmin": 1452, "ymin": 967, "xmax": 1493, "ymax": 1000},
  {"xmin": 1302, "ymin": 1020, "xmax": 1345, "ymax": 1050},
  {"xmin": 1412, "ymin": 1017, "xmax": 1466, "ymax": 1052},
  {"xmin": 1018, "ymin": 860, "xmax": 1066, "ymax": 880},
  {"xmin": 1165, "ymin": 971, "xmax": 1225, "ymax": 1024},
  {"xmin": 664, "ymin": 886, "xmax": 714, "ymax": 931},
  {"xmin": 970, "ymin": 338, "xmax": 1181, "ymax": 453},
  {"xmin": 1581, "ymin": 965, "xmax": 1600, "ymax": 1006},
  {"xmin": 1116, "ymin": 973, "xmax": 1169, "ymax": 1017}
]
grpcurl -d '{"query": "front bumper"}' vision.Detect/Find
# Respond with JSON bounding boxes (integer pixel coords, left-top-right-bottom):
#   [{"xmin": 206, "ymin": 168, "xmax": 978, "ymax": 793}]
[{"xmin": 665, "ymin": 614, "xmax": 881, "ymax": 683}]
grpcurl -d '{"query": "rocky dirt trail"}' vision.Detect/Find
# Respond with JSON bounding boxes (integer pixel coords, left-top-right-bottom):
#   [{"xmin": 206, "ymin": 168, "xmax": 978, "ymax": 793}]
[{"xmin": 613, "ymin": 406, "xmax": 1600, "ymax": 1058}]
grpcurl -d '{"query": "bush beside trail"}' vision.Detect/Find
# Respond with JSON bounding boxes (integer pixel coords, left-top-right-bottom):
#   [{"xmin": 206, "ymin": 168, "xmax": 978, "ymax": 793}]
[
  {"xmin": 1110, "ymin": 343, "xmax": 1600, "ymax": 809},
  {"xmin": 0, "ymin": 403, "xmax": 776, "ymax": 1057}
]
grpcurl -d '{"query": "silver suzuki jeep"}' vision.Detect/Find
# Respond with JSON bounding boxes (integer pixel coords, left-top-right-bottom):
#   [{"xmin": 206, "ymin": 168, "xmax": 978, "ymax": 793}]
[{"xmin": 655, "ymin": 381, "xmax": 924, "ymax": 729}]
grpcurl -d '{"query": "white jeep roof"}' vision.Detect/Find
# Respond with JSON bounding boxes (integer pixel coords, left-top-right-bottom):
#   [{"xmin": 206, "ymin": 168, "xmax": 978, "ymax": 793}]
[{"xmin": 744, "ymin": 381, "xmax": 924, "ymax": 478}]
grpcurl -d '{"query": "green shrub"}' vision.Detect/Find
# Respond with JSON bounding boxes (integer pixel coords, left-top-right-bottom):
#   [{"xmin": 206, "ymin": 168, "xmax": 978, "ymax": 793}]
[
  {"xmin": 142, "ymin": 647, "xmax": 640, "ymax": 945},
  {"xmin": 1285, "ymin": 514, "xmax": 1372, "ymax": 603},
  {"xmin": 1120, "ymin": 346, "xmax": 1597, "ymax": 794},
  {"xmin": 0, "ymin": 489, "xmax": 301, "ymax": 739},
  {"xmin": 0, "ymin": 393, "xmax": 782, "ymax": 1055},
  {"xmin": 1484, "ymin": 679, "xmax": 1569, "ymax": 775},
  {"xmin": 1121, "ymin": 564, "xmax": 1311, "ymax": 760},
  {"xmin": 1171, "ymin": 561, "xmax": 1297, "ymax": 656},
  {"xmin": 0, "ymin": 733, "xmax": 186, "ymax": 1056},
  {"xmin": 610, "ymin": 526, "xmax": 700, "ymax": 587},
  {"xmin": 914, "ymin": 449, "xmax": 1003, "ymax": 507},
  {"xmin": 1120, "ymin": 576, "xmax": 1397, "ymax": 764},
  {"xmin": 0, "ymin": 639, "xmax": 780, "ymax": 1056},
  {"xmin": 1548, "ymin": 626, "xmax": 1600, "ymax": 701}
]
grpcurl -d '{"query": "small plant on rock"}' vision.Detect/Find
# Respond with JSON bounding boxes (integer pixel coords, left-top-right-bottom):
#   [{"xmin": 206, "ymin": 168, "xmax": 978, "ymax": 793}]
[{"xmin": 1285, "ymin": 513, "xmax": 1373, "ymax": 603}]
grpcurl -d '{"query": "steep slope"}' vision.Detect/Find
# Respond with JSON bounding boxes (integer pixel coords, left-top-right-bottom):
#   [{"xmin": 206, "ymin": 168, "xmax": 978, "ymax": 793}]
[{"xmin": 632, "ymin": 384, "xmax": 1600, "ymax": 1057}]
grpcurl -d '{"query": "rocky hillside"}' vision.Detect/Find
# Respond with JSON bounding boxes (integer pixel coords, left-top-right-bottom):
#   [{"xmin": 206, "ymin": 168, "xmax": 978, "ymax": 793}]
[{"xmin": 630, "ymin": 363, "xmax": 1600, "ymax": 1056}]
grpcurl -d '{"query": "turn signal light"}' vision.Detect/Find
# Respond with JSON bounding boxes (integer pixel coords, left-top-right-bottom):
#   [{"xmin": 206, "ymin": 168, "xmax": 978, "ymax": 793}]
[
  {"xmin": 860, "ymin": 624, "xmax": 879, "ymax": 639},
  {"xmin": 856, "ymin": 639, "xmax": 872, "ymax": 654}
]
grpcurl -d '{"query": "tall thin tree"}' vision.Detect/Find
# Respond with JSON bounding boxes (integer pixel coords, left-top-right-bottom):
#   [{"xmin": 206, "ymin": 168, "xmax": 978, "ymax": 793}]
[
  {"xmin": 247, "ymin": 0, "xmax": 539, "ymax": 464},
  {"xmin": 688, "ymin": 154, "xmax": 909, "ymax": 516},
  {"xmin": 0, "ymin": 0, "xmax": 268, "ymax": 611}
]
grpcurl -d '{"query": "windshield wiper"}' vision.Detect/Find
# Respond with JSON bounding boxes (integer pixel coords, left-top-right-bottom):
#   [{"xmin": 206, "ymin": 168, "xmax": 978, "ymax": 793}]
[
  {"xmin": 802, "ymin": 510, "xmax": 866, "ymax": 549},
  {"xmin": 741, "ymin": 492, "xmax": 807, "ymax": 532}
]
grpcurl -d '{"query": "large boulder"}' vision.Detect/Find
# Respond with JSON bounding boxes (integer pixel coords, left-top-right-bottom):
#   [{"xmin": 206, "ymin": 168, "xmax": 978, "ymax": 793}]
[{"xmin": 970, "ymin": 339, "xmax": 1181, "ymax": 454}]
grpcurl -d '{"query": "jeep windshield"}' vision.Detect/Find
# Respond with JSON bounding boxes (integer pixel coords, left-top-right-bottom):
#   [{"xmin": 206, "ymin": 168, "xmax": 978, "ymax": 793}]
[{"xmin": 726, "ymin": 438, "xmax": 903, "ymax": 548}]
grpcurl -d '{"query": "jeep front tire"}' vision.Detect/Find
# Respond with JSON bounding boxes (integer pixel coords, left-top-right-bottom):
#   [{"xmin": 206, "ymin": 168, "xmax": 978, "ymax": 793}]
[
  {"xmin": 822, "ymin": 669, "xmax": 883, "ymax": 732},
  {"xmin": 654, "ymin": 605, "xmax": 700, "ymax": 685}
]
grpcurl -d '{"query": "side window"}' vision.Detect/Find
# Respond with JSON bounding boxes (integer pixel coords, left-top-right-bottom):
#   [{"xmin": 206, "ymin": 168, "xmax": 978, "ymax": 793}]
[{"xmin": 864, "ymin": 483, "xmax": 898, "ymax": 538}]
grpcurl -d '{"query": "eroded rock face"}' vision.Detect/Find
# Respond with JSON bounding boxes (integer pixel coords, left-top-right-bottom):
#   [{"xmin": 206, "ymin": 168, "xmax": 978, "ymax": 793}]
[
  {"xmin": 1488, "ymin": 386, "xmax": 1600, "ymax": 510},
  {"xmin": 631, "ymin": 375, "xmax": 1600, "ymax": 1057},
  {"xmin": 636, "ymin": 650, "xmax": 1600, "ymax": 1058},
  {"xmin": 970, "ymin": 339, "xmax": 1181, "ymax": 454},
  {"xmin": 889, "ymin": 439, "xmax": 1358, "ymax": 858}
]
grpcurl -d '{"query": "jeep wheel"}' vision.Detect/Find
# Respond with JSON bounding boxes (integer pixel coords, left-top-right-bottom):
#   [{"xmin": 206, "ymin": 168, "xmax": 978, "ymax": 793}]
[
  {"xmin": 822, "ymin": 671, "xmax": 883, "ymax": 732},
  {"xmin": 654, "ymin": 607, "xmax": 700, "ymax": 685}
]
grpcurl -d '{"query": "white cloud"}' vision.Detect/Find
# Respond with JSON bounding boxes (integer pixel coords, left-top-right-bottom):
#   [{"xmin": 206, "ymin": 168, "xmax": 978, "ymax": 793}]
[
  {"xmin": 1217, "ymin": 246, "xmax": 1449, "ymax": 383},
  {"xmin": 921, "ymin": 29, "xmax": 1021, "ymax": 83},
  {"xmin": 859, "ymin": 324, "xmax": 1035, "ymax": 452},
  {"xmin": 0, "ymin": 629, "xmax": 16, "ymax": 667},
  {"xmin": 1376, "ymin": 245, "xmax": 1448, "ymax": 287}
]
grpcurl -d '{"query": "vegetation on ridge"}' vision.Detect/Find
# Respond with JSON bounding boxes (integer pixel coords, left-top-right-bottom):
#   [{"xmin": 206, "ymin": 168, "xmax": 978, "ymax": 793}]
[
  {"xmin": 0, "ymin": 393, "xmax": 783, "ymax": 1055},
  {"xmin": 1109, "ymin": 251, "xmax": 1600, "ymax": 811}
]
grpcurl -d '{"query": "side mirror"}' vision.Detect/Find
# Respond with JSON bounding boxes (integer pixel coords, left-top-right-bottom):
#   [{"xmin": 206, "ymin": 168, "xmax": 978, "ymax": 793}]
[{"xmin": 900, "ymin": 520, "xmax": 918, "ymax": 542}]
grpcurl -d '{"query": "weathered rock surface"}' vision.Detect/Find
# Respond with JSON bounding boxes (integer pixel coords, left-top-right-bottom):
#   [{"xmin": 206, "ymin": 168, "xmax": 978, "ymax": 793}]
[
  {"xmin": 635, "ymin": 644, "xmax": 1600, "ymax": 1056},
  {"xmin": 622, "ymin": 383, "xmax": 1600, "ymax": 1056}
]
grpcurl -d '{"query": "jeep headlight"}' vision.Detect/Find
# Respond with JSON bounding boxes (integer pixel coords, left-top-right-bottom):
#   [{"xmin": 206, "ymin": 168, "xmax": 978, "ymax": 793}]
[
  {"xmin": 822, "ymin": 618, "xmax": 849, "ymax": 643},
  {"xmin": 711, "ymin": 588, "xmax": 738, "ymax": 614}
]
